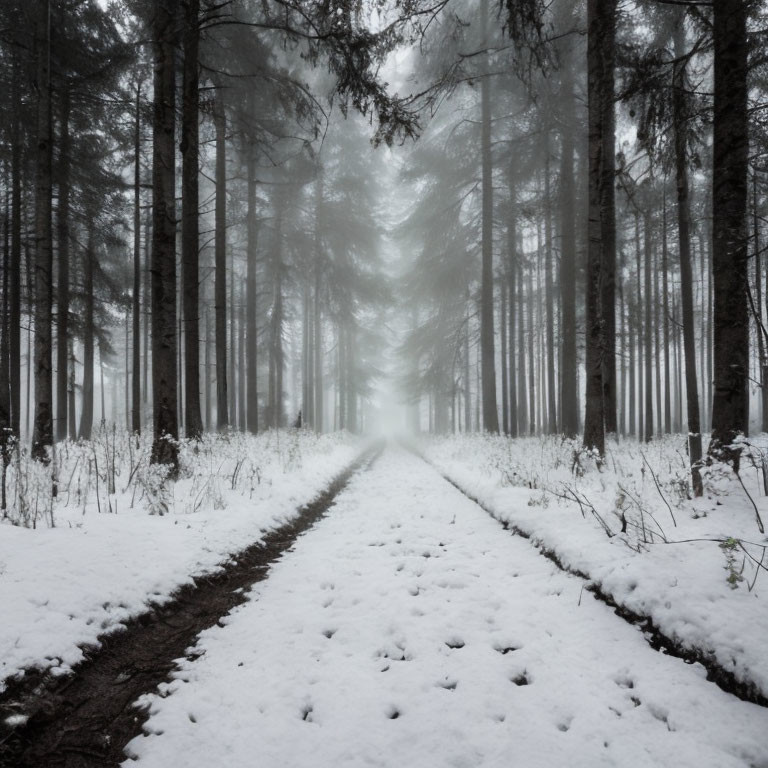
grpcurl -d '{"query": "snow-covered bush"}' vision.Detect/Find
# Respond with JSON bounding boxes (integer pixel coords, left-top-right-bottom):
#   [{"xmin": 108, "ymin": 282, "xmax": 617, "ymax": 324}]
[
  {"xmin": 422, "ymin": 432, "xmax": 768, "ymax": 580},
  {"xmin": 2, "ymin": 428, "xmax": 355, "ymax": 528}
]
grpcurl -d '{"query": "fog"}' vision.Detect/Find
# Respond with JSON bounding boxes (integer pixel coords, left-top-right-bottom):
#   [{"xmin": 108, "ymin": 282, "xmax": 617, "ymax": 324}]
[{"xmin": 1, "ymin": 0, "xmax": 763, "ymax": 478}]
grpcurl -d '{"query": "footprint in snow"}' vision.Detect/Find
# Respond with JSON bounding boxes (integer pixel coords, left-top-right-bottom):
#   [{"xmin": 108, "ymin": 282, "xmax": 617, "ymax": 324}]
[
  {"xmin": 493, "ymin": 644, "xmax": 520, "ymax": 655},
  {"xmin": 556, "ymin": 716, "xmax": 573, "ymax": 732},
  {"xmin": 510, "ymin": 672, "xmax": 530, "ymax": 686}
]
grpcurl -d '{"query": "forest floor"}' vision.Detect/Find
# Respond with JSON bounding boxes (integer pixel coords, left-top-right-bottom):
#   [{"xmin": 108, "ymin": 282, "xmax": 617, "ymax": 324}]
[{"xmin": 1, "ymin": 439, "xmax": 767, "ymax": 767}]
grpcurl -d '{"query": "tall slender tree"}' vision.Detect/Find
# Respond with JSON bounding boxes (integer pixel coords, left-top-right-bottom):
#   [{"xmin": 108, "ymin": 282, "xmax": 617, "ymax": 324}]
[
  {"xmin": 709, "ymin": 0, "xmax": 749, "ymax": 468},
  {"xmin": 150, "ymin": 0, "xmax": 180, "ymax": 472},
  {"xmin": 583, "ymin": 0, "xmax": 616, "ymax": 455},
  {"xmin": 31, "ymin": 0, "xmax": 54, "ymax": 462},
  {"xmin": 181, "ymin": 0, "xmax": 203, "ymax": 439}
]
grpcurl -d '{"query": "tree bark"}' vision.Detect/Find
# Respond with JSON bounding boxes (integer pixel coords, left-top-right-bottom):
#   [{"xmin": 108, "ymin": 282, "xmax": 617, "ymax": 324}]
[
  {"xmin": 313, "ymin": 169, "xmax": 323, "ymax": 433},
  {"xmin": 479, "ymin": 0, "xmax": 498, "ymax": 433},
  {"xmin": 132, "ymin": 84, "xmax": 142, "ymax": 434},
  {"xmin": 150, "ymin": 0, "xmax": 180, "ymax": 472},
  {"xmin": 238, "ymin": 280, "xmax": 246, "ymax": 431},
  {"xmin": 507, "ymin": 195, "xmax": 518, "ymax": 438},
  {"xmin": 214, "ymin": 88, "xmax": 228, "ymax": 430},
  {"xmin": 246, "ymin": 147, "xmax": 259, "ymax": 433},
  {"xmin": 205, "ymin": 303, "xmax": 213, "ymax": 430},
  {"xmin": 662, "ymin": 194, "xmax": 671, "ymax": 433},
  {"xmin": 181, "ymin": 0, "xmax": 203, "ymax": 439},
  {"xmin": 517, "ymin": 261, "xmax": 527, "ymax": 435},
  {"xmin": 10, "ymin": 58, "xmax": 22, "ymax": 439},
  {"xmin": 709, "ymin": 0, "xmax": 749, "ymax": 467},
  {"xmin": 559, "ymin": 62, "xmax": 578, "ymax": 438},
  {"xmin": 56, "ymin": 86, "xmax": 70, "ymax": 443},
  {"xmin": 672, "ymin": 11, "xmax": 703, "ymax": 493},
  {"xmin": 1, "ymin": 189, "xmax": 11, "ymax": 488},
  {"xmin": 268, "ymin": 196, "xmax": 284, "ymax": 428},
  {"xmin": 32, "ymin": 0, "xmax": 54, "ymax": 461},
  {"xmin": 583, "ymin": 0, "xmax": 616, "ymax": 455},
  {"xmin": 544, "ymin": 154, "xmax": 557, "ymax": 434},
  {"xmin": 527, "ymin": 267, "xmax": 535, "ymax": 434},
  {"xmin": 228, "ymin": 249, "xmax": 236, "ymax": 426},
  {"xmin": 500, "ymin": 278, "xmax": 508, "ymax": 434},
  {"xmin": 753, "ymin": 172, "xmax": 768, "ymax": 433},
  {"xmin": 643, "ymin": 210, "xmax": 653, "ymax": 442},
  {"xmin": 79, "ymin": 227, "xmax": 94, "ymax": 441},
  {"xmin": 464, "ymin": 296, "xmax": 471, "ymax": 431}
]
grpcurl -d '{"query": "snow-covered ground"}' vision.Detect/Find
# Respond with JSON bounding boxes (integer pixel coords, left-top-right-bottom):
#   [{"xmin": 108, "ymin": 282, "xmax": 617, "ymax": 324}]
[
  {"xmin": 0, "ymin": 429, "xmax": 361, "ymax": 688},
  {"xmin": 420, "ymin": 433, "xmax": 768, "ymax": 700},
  {"xmin": 126, "ymin": 448, "xmax": 768, "ymax": 768}
]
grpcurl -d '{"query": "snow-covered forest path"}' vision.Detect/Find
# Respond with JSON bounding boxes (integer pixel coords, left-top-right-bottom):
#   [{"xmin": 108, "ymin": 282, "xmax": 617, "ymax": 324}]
[{"xmin": 127, "ymin": 447, "xmax": 767, "ymax": 768}]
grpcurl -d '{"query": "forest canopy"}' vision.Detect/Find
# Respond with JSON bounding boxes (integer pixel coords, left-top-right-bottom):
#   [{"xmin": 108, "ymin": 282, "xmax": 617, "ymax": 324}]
[{"xmin": 0, "ymin": 0, "xmax": 766, "ymax": 498}]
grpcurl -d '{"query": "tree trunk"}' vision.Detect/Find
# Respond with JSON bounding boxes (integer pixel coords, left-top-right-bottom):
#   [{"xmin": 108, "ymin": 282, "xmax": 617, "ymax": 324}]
[
  {"xmin": 599, "ymin": 1, "xmax": 617, "ymax": 439},
  {"xmin": 79, "ymin": 228, "xmax": 95, "ymax": 441},
  {"xmin": 479, "ymin": 0, "xmax": 498, "ymax": 433},
  {"xmin": 205, "ymin": 304, "xmax": 213, "ymax": 430},
  {"xmin": 238, "ymin": 280, "xmax": 246, "ymax": 431},
  {"xmin": 635, "ymin": 212, "xmax": 644, "ymax": 440},
  {"xmin": 500, "ymin": 278, "xmax": 508, "ymax": 434},
  {"xmin": 583, "ymin": 0, "xmax": 616, "ymax": 455},
  {"xmin": 67, "ymin": 338, "xmax": 76, "ymax": 438},
  {"xmin": 559, "ymin": 62, "xmax": 578, "ymax": 438},
  {"xmin": 302, "ymin": 282, "xmax": 310, "ymax": 427},
  {"xmin": 10, "ymin": 56, "xmax": 22, "ymax": 440},
  {"xmin": 464, "ymin": 296, "xmax": 471, "ymax": 431},
  {"xmin": 32, "ymin": 0, "xmax": 54, "ymax": 461},
  {"xmin": 228, "ymin": 248, "xmax": 236, "ymax": 426},
  {"xmin": 673, "ymin": 18, "xmax": 703, "ymax": 494},
  {"xmin": 313, "ymin": 169, "xmax": 324, "ymax": 433},
  {"xmin": 507, "ymin": 212, "xmax": 518, "ymax": 438},
  {"xmin": 1, "ymin": 192, "xmax": 11, "ymax": 495},
  {"xmin": 544, "ymin": 155, "xmax": 557, "ymax": 434},
  {"xmin": 754, "ymin": 172, "xmax": 768, "ymax": 433},
  {"xmin": 517, "ymin": 261, "xmax": 527, "ymax": 435},
  {"xmin": 643, "ymin": 211, "xmax": 653, "ymax": 442},
  {"xmin": 56, "ymin": 86, "xmax": 70, "ymax": 443},
  {"xmin": 338, "ymin": 325, "xmax": 346, "ymax": 431},
  {"xmin": 709, "ymin": 0, "xmax": 749, "ymax": 468},
  {"xmin": 654, "ymin": 235, "xmax": 662, "ymax": 435},
  {"xmin": 619, "ymin": 248, "xmax": 625, "ymax": 435},
  {"xmin": 143, "ymin": 203, "xmax": 151, "ymax": 410},
  {"xmin": 662, "ymin": 194, "xmax": 671, "ymax": 433},
  {"xmin": 132, "ymin": 84, "xmax": 142, "ymax": 434},
  {"xmin": 181, "ymin": 0, "xmax": 203, "ymax": 439},
  {"xmin": 246, "ymin": 147, "xmax": 259, "ymax": 433},
  {"xmin": 150, "ymin": 0, "xmax": 180, "ymax": 472},
  {"xmin": 527, "ymin": 267, "xmax": 535, "ymax": 434},
  {"xmin": 268, "ymin": 199, "xmax": 284, "ymax": 429},
  {"xmin": 627, "ymin": 282, "xmax": 635, "ymax": 437},
  {"xmin": 214, "ymin": 89, "xmax": 228, "ymax": 430}
]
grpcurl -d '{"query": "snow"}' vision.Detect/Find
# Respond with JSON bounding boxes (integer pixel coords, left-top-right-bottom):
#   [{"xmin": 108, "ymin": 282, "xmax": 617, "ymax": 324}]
[
  {"xmin": 420, "ymin": 433, "xmax": 768, "ymax": 700},
  {"xmin": 125, "ymin": 447, "xmax": 768, "ymax": 768},
  {"xmin": 0, "ymin": 429, "xmax": 361, "ymax": 689}
]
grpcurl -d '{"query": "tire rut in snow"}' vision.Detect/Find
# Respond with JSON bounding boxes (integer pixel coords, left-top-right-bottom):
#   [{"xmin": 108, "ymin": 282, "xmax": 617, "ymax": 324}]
[
  {"xmin": 408, "ymin": 445, "xmax": 768, "ymax": 710},
  {"xmin": 0, "ymin": 445, "xmax": 381, "ymax": 768}
]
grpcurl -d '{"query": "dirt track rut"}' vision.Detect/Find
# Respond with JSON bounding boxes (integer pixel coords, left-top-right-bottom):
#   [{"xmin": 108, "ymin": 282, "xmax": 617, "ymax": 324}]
[{"xmin": 0, "ymin": 446, "xmax": 380, "ymax": 768}]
